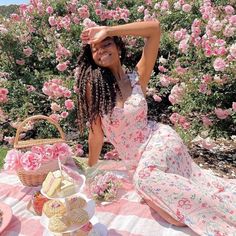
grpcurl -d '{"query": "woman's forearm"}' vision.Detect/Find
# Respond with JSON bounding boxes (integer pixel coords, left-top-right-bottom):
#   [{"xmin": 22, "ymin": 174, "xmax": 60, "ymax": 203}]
[
  {"xmin": 107, "ymin": 21, "xmax": 160, "ymax": 39},
  {"xmin": 88, "ymin": 130, "xmax": 104, "ymax": 167}
]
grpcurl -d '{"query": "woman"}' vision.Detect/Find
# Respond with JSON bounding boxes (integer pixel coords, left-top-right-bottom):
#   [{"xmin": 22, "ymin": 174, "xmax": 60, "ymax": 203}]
[{"xmin": 77, "ymin": 21, "xmax": 236, "ymax": 235}]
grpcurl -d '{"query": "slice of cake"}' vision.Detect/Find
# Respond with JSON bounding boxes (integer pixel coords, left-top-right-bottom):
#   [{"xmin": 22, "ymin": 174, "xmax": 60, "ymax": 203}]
[
  {"xmin": 58, "ymin": 179, "xmax": 77, "ymax": 197},
  {"xmin": 42, "ymin": 171, "xmax": 62, "ymax": 197}
]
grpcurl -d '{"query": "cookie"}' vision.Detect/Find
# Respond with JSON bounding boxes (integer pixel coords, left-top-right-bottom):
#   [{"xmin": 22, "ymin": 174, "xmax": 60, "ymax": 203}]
[
  {"xmin": 43, "ymin": 200, "xmax": 66, "ymax": 218},
  {"xmin": 68, "ymin": 208, "xmax": 89, "ymax": 226},
  {"xmin": 48, "ymin": 215, "xmax": 70, "ymax": 232},
  {"xmin": 67, "ymin": 196, "xmax": 86, "ymax": 210}
]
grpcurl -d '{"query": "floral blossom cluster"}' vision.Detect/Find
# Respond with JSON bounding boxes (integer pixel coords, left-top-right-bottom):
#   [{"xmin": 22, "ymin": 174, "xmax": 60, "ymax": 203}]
[
  {"xmin": 0, "ymin": 0, "xmax": 235, "ymax": 150},
  {"xmin": 90, "ymin": 171, "xmax": 122, "ymax": 201},
  {"xmin": 4, "ymin": 143, "xmax": 72, "ymax": 171},
  {"xmin": 169, "ymin": 112, "xmax": 190, "ymax": 130},
  {"xmin": 103, "ymin": 149, "xmax": 120, "ymax": 161},
  {"xmin": 0, "ymin": 88, "xmax": 8, "ymax": 103}
]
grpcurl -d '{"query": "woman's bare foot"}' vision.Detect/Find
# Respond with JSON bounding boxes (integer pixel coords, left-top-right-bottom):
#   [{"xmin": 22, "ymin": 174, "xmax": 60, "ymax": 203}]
[{"xmin": 145, "ymin": 199, "xmax": 186, "ymax": 227}]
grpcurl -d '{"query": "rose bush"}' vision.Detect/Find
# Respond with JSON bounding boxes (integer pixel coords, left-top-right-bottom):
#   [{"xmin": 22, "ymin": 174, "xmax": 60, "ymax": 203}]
[{"xmin": 0, "ymin": 0, "xmax": 235, "ymax": 154}]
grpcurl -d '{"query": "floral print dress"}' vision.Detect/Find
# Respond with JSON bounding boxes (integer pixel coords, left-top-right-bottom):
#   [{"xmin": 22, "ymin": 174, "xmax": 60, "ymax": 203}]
[{"xmin": 101, "ymin": 71, "xmax": 236, "ymax": 236}]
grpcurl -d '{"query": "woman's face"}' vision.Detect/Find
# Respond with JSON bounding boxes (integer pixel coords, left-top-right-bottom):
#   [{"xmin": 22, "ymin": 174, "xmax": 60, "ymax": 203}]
[{"xmin": 90, "ymin": 37, "xmax": 120, "ymax": 69}]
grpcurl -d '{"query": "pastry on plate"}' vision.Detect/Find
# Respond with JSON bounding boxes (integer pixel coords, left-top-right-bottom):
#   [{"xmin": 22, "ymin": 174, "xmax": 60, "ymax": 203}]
[
  {"xmin": 43, "ymin": 200, "xmax": 66, "ymax": 218},
  {"xmin": 68, "ymin": 208, "xmax": 89, "ymax": 226},
  {"xmin": 67, "ymin": 196, "xmax": 86, "ymax": 210},
  {"xmin": 48, "ymin": 215, "xmax": 70, "ymax": 232}
]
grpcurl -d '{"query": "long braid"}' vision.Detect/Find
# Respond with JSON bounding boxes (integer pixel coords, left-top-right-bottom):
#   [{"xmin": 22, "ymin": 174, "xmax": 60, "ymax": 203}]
[{"xmin": 75, "ymin": 37, "xmax": 126, "ymax": 133}]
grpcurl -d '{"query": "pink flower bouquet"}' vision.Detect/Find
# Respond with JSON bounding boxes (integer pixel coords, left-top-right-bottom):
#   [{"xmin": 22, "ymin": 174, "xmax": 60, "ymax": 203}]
[
  {"xmin": 89, "ymin": 171, "xmax": 122, "ymax": 202},
  {"xmin": 4, "ymin": 143, "xmax": 72, "ymax": 171}
]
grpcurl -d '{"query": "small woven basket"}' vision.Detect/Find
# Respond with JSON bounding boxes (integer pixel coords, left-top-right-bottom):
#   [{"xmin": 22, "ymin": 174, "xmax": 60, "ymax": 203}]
[{"xmin": 13, "ymin": 115, "xmax": 67, "ymax": 187}]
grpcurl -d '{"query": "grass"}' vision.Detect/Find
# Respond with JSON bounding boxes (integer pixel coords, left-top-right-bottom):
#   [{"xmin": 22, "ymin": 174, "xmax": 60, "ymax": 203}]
[{"xmin": 0, "ymin": 147, "xmax": 8, "ymax": 169}]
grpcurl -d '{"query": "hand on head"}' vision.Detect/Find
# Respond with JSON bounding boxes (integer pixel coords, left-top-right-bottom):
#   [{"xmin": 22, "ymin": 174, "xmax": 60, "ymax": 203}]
[{"xmin": 80, "ymin": 26, "xmax": 109, "ymax": 44}]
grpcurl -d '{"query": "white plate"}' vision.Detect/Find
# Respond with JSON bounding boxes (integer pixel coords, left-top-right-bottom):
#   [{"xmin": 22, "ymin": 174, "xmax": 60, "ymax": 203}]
[
  {"xmin": 0, "ymin": 202, "xmax": 13, "ymax": 234},
  {"xmin": 43, "ymin": 216, "xmax": 107, "ymax": 236}
]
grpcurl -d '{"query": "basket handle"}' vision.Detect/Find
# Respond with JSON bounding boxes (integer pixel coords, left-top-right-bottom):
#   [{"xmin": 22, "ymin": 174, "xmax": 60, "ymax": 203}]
[{"xmin": 14, "ymin": 115, "xmax": 65, "ymax": 148}]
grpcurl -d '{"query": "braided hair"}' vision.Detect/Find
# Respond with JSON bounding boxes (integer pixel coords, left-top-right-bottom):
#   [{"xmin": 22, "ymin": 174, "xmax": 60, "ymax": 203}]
[{"xmin": 76, "ymin": 36, "xmax": 126, "ymax": 133}]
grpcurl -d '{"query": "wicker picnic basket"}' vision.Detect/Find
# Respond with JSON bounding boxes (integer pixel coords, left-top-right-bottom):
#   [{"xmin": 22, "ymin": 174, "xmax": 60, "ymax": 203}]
[{"xmin": 13, "ymin": 115, "xmax": 67, "ymax": 187}]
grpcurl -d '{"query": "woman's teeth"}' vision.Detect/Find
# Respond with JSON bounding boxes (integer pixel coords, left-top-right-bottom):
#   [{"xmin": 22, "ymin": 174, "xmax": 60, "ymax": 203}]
[{"xmin": 100, "ymin": 53, "xmax": 111, "ymax": 61}]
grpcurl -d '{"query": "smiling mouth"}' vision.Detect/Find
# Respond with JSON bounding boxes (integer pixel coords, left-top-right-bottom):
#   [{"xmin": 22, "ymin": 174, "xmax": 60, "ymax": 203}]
[{"xmin": 99, "ymin": 53, "xmax": 112, "ymax": 62}]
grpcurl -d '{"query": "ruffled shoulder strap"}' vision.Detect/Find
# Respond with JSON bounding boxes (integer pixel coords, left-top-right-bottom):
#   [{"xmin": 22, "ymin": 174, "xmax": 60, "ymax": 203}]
[{"xmin": 128, "ymin": 70, "xmax": 139, "ymax": 87}]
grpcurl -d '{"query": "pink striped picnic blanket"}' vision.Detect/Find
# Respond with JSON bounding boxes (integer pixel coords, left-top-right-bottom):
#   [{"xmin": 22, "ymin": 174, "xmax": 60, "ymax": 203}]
[{"xmin": 0, "ymin": 170, "xmax": 198, "ymax": 236}]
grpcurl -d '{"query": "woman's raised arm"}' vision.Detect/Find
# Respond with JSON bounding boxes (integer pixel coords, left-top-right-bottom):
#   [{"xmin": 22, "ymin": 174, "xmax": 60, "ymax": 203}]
[{"xmin": 81, "ymin": 21, "xmax": 161, "ymax": 92}]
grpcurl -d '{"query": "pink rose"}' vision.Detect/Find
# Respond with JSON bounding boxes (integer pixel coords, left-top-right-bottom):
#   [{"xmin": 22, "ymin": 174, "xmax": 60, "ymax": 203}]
[
  {"xmin": 10, "ymin": 13, "xmax": 21, "ymax": 21},
  {"xmin": 4, "ymin": 149, "xmax": 23, "ymax": 170},
  {"xmin": 48, "ymin": 16, "xmax": 57, "ymax": 26},
  {"xmin": 168, "ymin": 94, "xmax": 178, "ymax": 105},
  {"xmin": 63, "ymin": 90, "xmax": 71, "ymax": 98},
  {"xmin": 26, "ymin": 85, "xmax": 36, "ymax": 92},
  {"xmin": 82, "ymin": 18, "xmax": 98, "ymax": 29},
  {"xmin": 212, "ymin": 20, "xmax": 223, "ymax": 32},
  {"xmin": 41, "ymin": 145, "xmax": 54, "ymax": 162},
  {"xmin": 229, "ymin": 15, "xmax": 236, "ymax": 27},
  {"xmin": 16, "ymin": 59, "xmax": 25, "ymax": 65},
  {"xmin": 65, "ymin": 99, "xmax": 74, "ymax": 110},
  {"xmin": 202, "ymin": 116, "xmax": 213, "ymax": 127},
  {"xmin": 60, "ymin": 111, "xmax": 69, "ymax": 118},
  {"xmin": 179, "ymin": 39, "xmax": 189, "ymax": 54},
  {"xmin": 51, "ymin": 102, "xmax": 61, "ymax": 112},
  {"xmin": 182, "ymin": 4, "xmax": 192, "ymax": 13},
  {"xmin": 181, "ymin": 121, "xmax": 190, "ymax": 130},
  {"xmin": 160, "ymin": 0, "xmax": 169, "ymax": 11},
  {"xmin": 49, "ymin": 114, "xmax": 60, "ymax": 123},
  {"xmin": 0, "ymin": 88, "xmax": 8, "ymax": 103},
  {"xmin": 158, "ymin": 65, "xmax": 167, "ymax": 73},
  {"xmin": 137, "ymin": 6, "xmax": 145, "ymax": 13},
  {"xmin": 53, "ymin": 143, "xmax": 72, "ymax": 160},
  {"xmin": 104, "ymin": 149, "xmax": 120, "ymax": 161},
  {"xmin": 31, "ymin": 145, "xmax": 45, "ymax": 156},
  {"xmin": 23, "ymin": 47, "xmax": 33, "ymax": 57},
  {"xmin": 74, "ymin": 144, "xmax": 84, "ymax": 156},
  {"xmin": 169, "ymin": 113, "xmax": 180, "ymax": 124},
  {"xmin": 214, "ymin": 108, "xmax": 230, "ymax": 119},
  {"xmin": 160, "ymin": 75, "xmax": 171, "ymax": 87},
  {"xmin": 153, "ymin": 94, "xmax": 162, "ymax": 102},
  {"xmin": 95, "ymin": 9, "xmax": 102, "ymax": 16},
  {"xmin": 232, "ymin": 102, "xmax": 236, "ymax": 111},
  {"xmin": 56, "ymin": 61, "xmax": 69, "ymax": 72},
  {"xmin": 46, "ymin": 6, "xmax": 54, "ymax": 14},
  {"xmin": 213, "ymin": 58, "xmax": 226, "ymax": 72},
  {"xmin": 229, "ymin": 43, "xmax": 236, "ymax": 58},
  {"xmin": 225, "ymin": 5, "xmax": 235, "ymax": 15},
  {"xmin": 3, "ymin": 136, "xmax": 15, "ymax": 145},
  {"xmin": 199, "ymin": 138, "xmax": 216, "ymax": 150},
  {"xmin": 20, "ymin": 151, "xmax": 42, "ymax": 171},
  {"xmin": 223, "ymin": 26, "xmax": 235, "ymax": 37}
]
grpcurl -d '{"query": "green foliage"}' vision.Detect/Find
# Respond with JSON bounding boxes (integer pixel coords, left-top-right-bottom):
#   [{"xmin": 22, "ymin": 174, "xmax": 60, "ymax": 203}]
[
  {"xmin": 0, "ymin": 147, "xmax": 8, "ymax": 169},
  {"xmin": 0, "ymin": 5, "xmax": 19, "ymax": 18},
  {"xmin": 0, "ymin": 0, "xmax": 235, "ymax": 152}
]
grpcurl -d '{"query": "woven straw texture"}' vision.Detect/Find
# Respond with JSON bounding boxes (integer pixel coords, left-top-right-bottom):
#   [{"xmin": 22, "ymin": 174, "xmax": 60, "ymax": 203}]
[{"xmin": 13, "ymin": 115, "xmax": 67, "ymax": 187}]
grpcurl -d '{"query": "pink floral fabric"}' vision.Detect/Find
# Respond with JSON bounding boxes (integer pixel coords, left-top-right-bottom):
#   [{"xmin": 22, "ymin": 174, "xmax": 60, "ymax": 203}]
[{"xmin": 101, "ymin": 71, "xmax": 236, "ymax": 236}]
